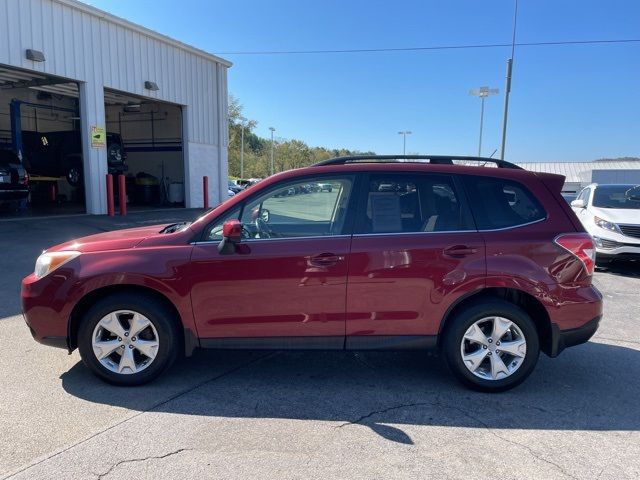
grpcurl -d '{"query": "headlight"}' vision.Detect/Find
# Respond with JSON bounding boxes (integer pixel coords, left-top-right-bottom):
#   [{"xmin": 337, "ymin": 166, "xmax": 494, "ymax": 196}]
[
  {"xmin": 34, "ymin": 251, "xmax": 80, "ymax": 279},
  {"xmin": 594, "ymin": 216, "xmax": 621, "ymax": 234}
]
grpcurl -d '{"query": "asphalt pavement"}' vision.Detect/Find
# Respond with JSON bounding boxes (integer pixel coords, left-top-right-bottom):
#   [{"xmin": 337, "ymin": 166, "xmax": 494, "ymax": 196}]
[{"xmin": 1, "ymin": 211, "xmax": 639, "ymax": 479}]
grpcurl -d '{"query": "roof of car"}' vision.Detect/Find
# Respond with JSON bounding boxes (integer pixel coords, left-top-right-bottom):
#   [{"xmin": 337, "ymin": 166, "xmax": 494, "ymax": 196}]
[{"xmin": 314, "ymin": 155, "xmax": 522, "ymax": 169}]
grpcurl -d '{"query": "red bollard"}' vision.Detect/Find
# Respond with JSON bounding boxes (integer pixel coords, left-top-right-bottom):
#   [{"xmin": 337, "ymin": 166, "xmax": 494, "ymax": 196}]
[
  {"xmin": 118, "ymin": 174, "xmax": 127, "ymax": 216},
  {"xmin": 203, "ymin": 176, "xmax": 209, "ymax": 209},
  {"xmin": 106, "ymin": 174, "xmax": 114, "ymax": 216}
]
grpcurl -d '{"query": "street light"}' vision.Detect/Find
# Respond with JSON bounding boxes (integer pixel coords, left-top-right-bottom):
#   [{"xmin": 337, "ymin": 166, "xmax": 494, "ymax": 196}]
[
  {"xmin": 398, "ymin": 131, "xmax": 412, "ymax": 155},
  {"xmin": 269, "ymin": 127, "xmax": 275, "ymax": 176},
  {"xmin": 239, "ymin": 116, "xmax": 247, "ymax": 179},
  {"xmin": 469, "ymin": 86, "xmax": 498, "ymax": 157},
  {"xmin": 500, "ymin": 0, "xmax": 519, "ymax": 160}
]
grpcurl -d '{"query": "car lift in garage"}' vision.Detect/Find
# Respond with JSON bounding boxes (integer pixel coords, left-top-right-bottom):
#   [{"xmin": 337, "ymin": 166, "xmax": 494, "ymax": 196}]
[{"xmin": 7, "ymin": 99, "xmax": 81, "ymax": 208}]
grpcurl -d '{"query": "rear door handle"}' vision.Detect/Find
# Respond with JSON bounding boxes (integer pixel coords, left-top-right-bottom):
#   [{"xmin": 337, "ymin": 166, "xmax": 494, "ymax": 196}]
[
  {"xmin": 443, "ymin": 245, "xmax": 478, "ymax": 257},
  {"xmin": 309, "ymin": 253, "xmax": 342, "ymax": 267}
]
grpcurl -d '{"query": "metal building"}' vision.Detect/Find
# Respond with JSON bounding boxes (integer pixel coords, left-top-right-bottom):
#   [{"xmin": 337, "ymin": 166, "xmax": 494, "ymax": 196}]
[
  {"xmin": 0, "ymin": 0, "xmax": 230, "ymax": 214},
  {"xmin": 518, "ymin": 159, "xmax": 640, "ymax": 193}
]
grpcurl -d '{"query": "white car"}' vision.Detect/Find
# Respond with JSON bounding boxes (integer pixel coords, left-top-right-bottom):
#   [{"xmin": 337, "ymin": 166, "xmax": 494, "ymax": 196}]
[{"xmin": 571, "ymin": 183, "xmax": 640, "ymax": 264}]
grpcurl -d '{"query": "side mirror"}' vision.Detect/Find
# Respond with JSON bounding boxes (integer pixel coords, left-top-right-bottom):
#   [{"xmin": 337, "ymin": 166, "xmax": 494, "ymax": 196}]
[
  {"xmin": 571, "ymin": 199, "xmax": 586, "ymax": 209},
  {"xmin": 218, "ymin": 219, "xmax": 242, "ymax": 255}
]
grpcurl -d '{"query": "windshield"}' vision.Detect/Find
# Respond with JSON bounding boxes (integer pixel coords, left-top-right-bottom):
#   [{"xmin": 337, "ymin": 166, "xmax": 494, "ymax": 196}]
[{"xmin": 592, "ymin": 185, "xmax": 640, "ymax": 209}]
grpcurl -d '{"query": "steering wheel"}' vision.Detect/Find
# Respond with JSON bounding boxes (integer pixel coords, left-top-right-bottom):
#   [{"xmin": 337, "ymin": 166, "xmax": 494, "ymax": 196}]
[{"xmin": 254, "ymin": 217, "xmax": 273, "ymax": 238}]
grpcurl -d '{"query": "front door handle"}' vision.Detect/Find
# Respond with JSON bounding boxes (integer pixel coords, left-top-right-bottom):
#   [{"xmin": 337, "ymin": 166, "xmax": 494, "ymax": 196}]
[
  {"xmin": 309, "ymin": 253, "xmax": 342, "ymax": 267},
  {"xmin": 443, "ymin": 245, "xmax": 478, "ymax": 257}
]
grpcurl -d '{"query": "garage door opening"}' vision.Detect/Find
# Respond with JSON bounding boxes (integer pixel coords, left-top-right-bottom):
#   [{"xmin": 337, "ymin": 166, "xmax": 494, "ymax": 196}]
[
  {"xmin": 0, "ymin": 65, "xmax": 85, "ymax": 218},
  {"xmin": 104, "ymin": 89, "xmax": 185, "ymax": 211}
]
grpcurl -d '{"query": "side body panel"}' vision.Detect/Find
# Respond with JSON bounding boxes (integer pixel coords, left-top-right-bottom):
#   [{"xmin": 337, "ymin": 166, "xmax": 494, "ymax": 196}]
[{"xmin": 346, "ymin": 232, "xmax": 486, "ymax": 337}]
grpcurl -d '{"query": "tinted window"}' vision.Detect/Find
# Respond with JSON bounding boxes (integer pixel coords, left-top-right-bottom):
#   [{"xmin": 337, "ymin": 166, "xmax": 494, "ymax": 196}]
[
  {"xmin": 356, "ymin": 173, "xmax": 472, "ymax": 234},
  {"xmin": 462, "ymin": 176, "xmax": 546, "ymax": 230},
  {"xmin": 592, "ymin": 185, "xmax": 640, "ymax": 209}
]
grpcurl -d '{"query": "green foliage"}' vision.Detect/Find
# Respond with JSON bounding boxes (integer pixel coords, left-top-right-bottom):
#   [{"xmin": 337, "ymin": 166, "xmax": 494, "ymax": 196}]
[{"xmin": 227, "ymin": 95, "xmax": 374, "ymax": 179}]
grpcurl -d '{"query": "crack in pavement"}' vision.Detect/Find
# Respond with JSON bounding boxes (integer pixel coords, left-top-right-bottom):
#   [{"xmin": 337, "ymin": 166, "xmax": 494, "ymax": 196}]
[
  {"xmin": 1, "ymin": 352, "xmax": 276, "ymax": 480},
  {"xmin": 94, "ymin": 449, "xmax": 189, "ymax": 479},
  {"xmin": 441, "ymin": 400, "xmax": 580, "ymax": 480},
  {"xmin": 336, "ymin": 396, "xmax": 579, "ymax": 479},
  {"xmin": 336, "ymin": 402, "xmax": 431, "ymax": 428}
]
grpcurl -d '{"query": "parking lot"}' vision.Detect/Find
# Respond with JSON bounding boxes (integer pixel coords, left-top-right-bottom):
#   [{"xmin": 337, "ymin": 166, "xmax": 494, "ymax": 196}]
[{"xmin": 1, "ymin": 213, "xmax": 639, "ymax": 480}]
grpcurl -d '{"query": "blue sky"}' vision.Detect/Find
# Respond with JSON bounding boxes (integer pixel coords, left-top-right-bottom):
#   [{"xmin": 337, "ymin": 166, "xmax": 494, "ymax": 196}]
[{"xmin": 86, "ymin": 0, "xmax": 639, "ymax": 162}]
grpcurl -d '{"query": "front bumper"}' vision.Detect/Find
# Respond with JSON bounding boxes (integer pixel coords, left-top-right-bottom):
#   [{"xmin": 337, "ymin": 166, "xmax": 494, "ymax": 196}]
[
  {"xmin": 549, "ymin": 315, "xmax": 601, "ymax": 357},
  {"xmin": 594, "ymin": 235, "xmax": 640, "ymax": 258},
  {"xmin": 22, "ymin": 272, "xmax": 75, "ymax": 352}
]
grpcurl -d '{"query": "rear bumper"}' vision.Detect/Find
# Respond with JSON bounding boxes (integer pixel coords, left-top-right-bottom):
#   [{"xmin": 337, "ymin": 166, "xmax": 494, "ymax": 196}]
[
  {"xmin": 549, "ymin": 315, "xmax": 601, "ymax": 357},
  {"xmin": 0, "ymin": 188, "xmax": 29, "ymax": 200}
]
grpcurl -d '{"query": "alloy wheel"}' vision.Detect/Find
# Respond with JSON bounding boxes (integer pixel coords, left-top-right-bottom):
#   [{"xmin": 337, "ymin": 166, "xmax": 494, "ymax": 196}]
[
  {"xmin": 91, "ymin": 310, "xmax": 160, "ymax": 375},
  {"xmin": 460, "ymin": 316, "xmax": 527, "ymax": 381}
]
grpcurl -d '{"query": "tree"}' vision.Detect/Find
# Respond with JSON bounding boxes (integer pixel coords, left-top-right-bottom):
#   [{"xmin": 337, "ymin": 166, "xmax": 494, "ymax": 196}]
[{"xmin": 227, "ymin": 95, "xmax": 375, "ymax": 179}]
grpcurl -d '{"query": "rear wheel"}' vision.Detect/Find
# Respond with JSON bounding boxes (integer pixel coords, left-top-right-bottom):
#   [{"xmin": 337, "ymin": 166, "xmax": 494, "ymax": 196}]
[
  {"xmin": 443, "ymin": 300, "xmax": 539, "ymax": 392},
  {"xmin": 66, "ymin": 165, "xmax": 82, "ymax": 186},
  {"xmin": 77, "ymin": 293, "xmax": 180, "ymax": 386}
]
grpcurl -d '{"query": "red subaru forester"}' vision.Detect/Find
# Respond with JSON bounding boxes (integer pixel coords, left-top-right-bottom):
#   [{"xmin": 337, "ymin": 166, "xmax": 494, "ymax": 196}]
[{"xmin": 22, "ymin": 156, "xmax": 603, "ymax": 391}]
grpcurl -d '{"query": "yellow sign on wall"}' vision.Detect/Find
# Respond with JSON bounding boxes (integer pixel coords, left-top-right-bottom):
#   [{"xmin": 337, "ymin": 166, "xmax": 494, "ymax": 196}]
[{"xmin": 90, "ymin": 126, "xmax": 106, "ymax": 148}]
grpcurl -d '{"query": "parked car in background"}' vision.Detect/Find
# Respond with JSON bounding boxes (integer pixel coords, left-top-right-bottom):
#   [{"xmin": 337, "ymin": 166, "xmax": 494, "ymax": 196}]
[
  {"xmin": 571, "ymin": 183, "xmax": 640, "ymax": 264},
  {"xmin": 21, "ymin": 130, "xmax": 127, "ymax": 186},
  {"xmin": 0, "ymin": 149, "xmax": 29, "ymax": 207},
  {"xmin": 562, "ymin": 193, "xmax": 577, "ymax": 204},
  {"xmin": 228, "ymin": 181, "xmax": 243, "ymax": 194},
  {"xmin": 22, "ymin": 155, "xmax": 602, "ymax": 392}
]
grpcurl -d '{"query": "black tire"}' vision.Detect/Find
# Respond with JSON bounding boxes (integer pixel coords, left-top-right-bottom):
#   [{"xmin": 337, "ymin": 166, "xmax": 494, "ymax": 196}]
[
  {"xmin": 77, "ymin": 292, "xmax": 180, "ymax": 386},
  {"xmin": 442, "ymin": 300, "xmax": 539, "ymax": 392},
  {"xmin": 66, "ymin": 165, "xmax": 83, "ymax": 187}
]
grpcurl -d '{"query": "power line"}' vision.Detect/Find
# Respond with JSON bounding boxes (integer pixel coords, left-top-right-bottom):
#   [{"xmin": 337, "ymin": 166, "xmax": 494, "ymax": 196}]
[{"xmin": 214, "ymin": 38, "xmax": 640, "ymax": 56}]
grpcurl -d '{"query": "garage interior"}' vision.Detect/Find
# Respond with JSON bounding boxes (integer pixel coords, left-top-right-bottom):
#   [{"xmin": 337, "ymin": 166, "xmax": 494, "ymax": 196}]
[
  {"xmin": 0, "ymin": 65, "xmax": 185, "ymax": 218},
  {"xmin": 104, "ymin": 89, "xmax": 184, "ymax": 210}
]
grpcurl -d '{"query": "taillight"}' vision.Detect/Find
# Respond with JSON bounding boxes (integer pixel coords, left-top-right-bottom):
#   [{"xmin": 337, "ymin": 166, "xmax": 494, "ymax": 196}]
[{"xmin": 554, "ymin": 233, "xmax": 596, "ymax": 275}]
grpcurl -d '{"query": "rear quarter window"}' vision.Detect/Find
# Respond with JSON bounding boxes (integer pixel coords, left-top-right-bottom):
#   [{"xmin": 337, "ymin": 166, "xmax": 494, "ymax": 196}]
[{"xmin": 461, "ymin": 176, "xmax": 546, "ymax": 230}]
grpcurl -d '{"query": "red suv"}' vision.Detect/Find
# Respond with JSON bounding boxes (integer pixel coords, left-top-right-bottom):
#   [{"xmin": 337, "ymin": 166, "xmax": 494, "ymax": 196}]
[{"xmin": 21, "ymin": 156, "xmax": 603, "ymax": 391}]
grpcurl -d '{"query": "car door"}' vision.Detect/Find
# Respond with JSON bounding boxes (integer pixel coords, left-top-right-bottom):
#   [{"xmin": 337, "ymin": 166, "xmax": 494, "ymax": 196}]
[
  {"xmin": 345, "ymin": 172, "xmax": 486, "ymax": 347},
  {"xmin": 189, "ymin": 173, "xmax": 357, "ymax": 347}
]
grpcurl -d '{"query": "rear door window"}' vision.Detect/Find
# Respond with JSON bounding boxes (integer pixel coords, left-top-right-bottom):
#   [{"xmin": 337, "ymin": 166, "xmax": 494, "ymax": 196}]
[
  {"xmin": 462, "ymin": 176, "xmax": 546, "ymax": 230},
  {"xmin": 355, "ymin": 173, "xmax": 474, "ymax": 234}
]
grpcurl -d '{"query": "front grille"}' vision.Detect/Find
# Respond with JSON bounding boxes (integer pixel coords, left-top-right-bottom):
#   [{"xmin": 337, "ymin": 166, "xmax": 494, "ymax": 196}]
[
  {"xmin": 619, "ymin": 224, "xmax": 640, "ymax": 239},
  {"xmin": 600, "ymin": 238, "xmax": 621, "ymax": 249}
]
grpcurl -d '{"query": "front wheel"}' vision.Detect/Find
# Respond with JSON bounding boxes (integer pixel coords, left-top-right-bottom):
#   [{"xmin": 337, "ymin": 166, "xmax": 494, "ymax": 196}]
[
  {"xmin": 77, "ymin": 293, "xmax": 180, "ymax": 386},
  {"xmin": 442, "ymin": 300, "xmax": 539, "ymax": 392}
]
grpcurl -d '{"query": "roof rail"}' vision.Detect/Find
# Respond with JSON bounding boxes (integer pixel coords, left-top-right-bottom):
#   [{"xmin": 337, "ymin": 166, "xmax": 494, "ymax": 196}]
[{"xmin": 313, "ymin": 155, "xmax": 523, "ymax": 170}]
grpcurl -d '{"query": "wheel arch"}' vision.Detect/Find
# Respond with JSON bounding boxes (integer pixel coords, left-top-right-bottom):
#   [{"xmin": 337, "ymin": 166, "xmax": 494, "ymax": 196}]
[
  {"xmin": 438, "ymin": 287, "xmax": 553, "ymax": 356},
  {"xmin": 68, "ymin": 284, "xmax": 197, "ymax": 356}
]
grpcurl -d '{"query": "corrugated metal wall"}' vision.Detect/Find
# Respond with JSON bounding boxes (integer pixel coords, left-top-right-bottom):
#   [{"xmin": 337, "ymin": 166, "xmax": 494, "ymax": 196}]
[
  {"xmin": 0, "ymin": 0, "xmax": 230, "ymax": 212},
  {"xmin": 0, "ymin": 0, "xmax": 229, "ymax": 145}
]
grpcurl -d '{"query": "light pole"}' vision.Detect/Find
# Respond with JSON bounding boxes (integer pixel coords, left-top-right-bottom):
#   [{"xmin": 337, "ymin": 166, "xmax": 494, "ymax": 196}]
[
  {"xmin": 269, "ymin": 127, "xmax": 275, "ymax": 176},
  {"xmin": 469, "ymin": 86, "xmax": 498, "ymax": 157},
  {"xmin": 239, "ymin": 116, "xmax": 246, "ymax": 179},
  {"xmin": 398, "ymin": 131, "xmax": 412, "ymax": 155},
  {"xmin": 500, "ymin": 0, "xmax": 519, "ymax": 159}
]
